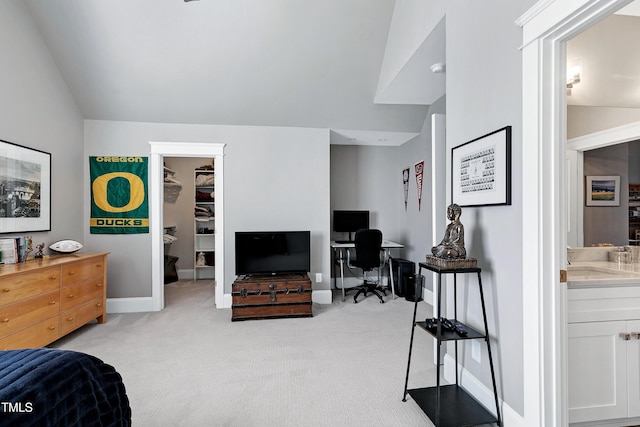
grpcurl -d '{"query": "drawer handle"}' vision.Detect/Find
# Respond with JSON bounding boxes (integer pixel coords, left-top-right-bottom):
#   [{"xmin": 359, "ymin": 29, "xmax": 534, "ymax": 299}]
[
  {"xmin": 1, "ymin": 318, "xmax": 9, "ymax": 323},
  {"xmin": 620, "ymin": 332, "xmax": 631, "ymax": 341},
  {"xmin": 96, "ymin": 283, "xmax": 103, "ymax": 288},
  {"xmin": 66, "ymin": 317, "xmax": 74, "ymax": 321},
  {"xmin": 67, "ymin": 294, "xmax": 75, "ymax": 299},
  {"xmin": 95, "ymin": 303, "xmax": 102, "ymax": 307},
  {"xmin": 2, "ymin": 289, "xmax": 9, "ymax": 293},
  {"xmin": 47, "ymin": 325, "xmax": 56, "ymax": 331},
  {"xmin": 68, "ymin": 271, "xmax": 75, "ymax": 275},
  {"xmin": 49, "ymin": 301, "xmax": 56, "ymax": 305}
]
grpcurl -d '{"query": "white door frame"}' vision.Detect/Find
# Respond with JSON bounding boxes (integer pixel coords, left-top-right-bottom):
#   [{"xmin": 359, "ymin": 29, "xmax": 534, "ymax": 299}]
[
  {"xmin": 149, "ymin": 141, "xmax": 226, "ymax": 311},
  {"xmin": 517, "ymin": 0, "xmax": 632, "ymax": 425}
]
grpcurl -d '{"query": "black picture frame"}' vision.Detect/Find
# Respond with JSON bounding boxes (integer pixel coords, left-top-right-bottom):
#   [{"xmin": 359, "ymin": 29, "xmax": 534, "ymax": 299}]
[
  {"xmin": 451, "ymin": 126, "xmax": 512, "ymax": 207},
  {"xmin": 0, "ymin": 139, "xmax": 51, "ymax": 233}
]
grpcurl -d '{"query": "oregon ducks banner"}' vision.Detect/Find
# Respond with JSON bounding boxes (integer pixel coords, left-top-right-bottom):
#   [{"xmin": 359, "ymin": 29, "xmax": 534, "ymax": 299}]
[{"xmin": 90, "ymin": 156, "xmax": 149, "ymax": 234}]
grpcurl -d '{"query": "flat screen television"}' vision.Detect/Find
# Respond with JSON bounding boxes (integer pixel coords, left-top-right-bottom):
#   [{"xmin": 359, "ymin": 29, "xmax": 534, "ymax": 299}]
[
  {"xmin": 235, "ymin": 231, "xmax": 311, "ymax": 276},
  {"xmin": 333, "ymin": 210, "xmax": 370, "ymax": 241}
]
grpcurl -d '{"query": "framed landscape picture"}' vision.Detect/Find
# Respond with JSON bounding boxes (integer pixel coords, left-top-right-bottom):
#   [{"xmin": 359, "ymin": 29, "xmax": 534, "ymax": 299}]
[
  {"xmin": 0, "ymin": 140, "xmax": 51, "ymax": 233},
  {"xmin": 586, "ymin": 175, "xmax": 620, "ymax": 206},
  {"xmin": 451, "ymin": 126, "xmax": 512, "ymax": 207}
]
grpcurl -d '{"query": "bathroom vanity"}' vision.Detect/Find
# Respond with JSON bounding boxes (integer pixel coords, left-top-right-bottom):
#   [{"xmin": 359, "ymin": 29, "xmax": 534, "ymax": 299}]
[{"xmin": 567, "ymin": 249, "xmax": 640, "ymax": 426}]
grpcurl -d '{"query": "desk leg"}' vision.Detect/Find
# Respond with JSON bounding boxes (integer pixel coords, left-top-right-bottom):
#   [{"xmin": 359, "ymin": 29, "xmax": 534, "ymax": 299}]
[
  {"xmin": 339, "ymin": 254, "xmax": 345, "ymax": 302},
  {"xmin": 387, "ymin": 251, "xmax": 396, "ymax": 300}
]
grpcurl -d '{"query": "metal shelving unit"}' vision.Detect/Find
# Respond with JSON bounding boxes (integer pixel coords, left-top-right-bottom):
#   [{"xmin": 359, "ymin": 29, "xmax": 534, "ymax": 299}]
[
  {"xmin": 194, "ymin": 168, "xmax": 215, "ymax": 280},
  {"xmin": 402, "ymin": 263, "xmax": 501, "ymax": 427}
]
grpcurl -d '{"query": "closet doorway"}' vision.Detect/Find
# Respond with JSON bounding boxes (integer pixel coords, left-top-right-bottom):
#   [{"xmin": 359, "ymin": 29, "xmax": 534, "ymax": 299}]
[
  {"xmin": 163, "ymin": 157, "xmax": 215, "ymax": 284},
  {"xmin": 149, "ymin": 142, "xmax": 225, "ymax": 311}
]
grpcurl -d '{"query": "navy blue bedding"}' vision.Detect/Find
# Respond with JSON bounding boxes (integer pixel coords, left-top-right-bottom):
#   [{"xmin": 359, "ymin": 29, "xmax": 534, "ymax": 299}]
[{"xmin": 0, "ymin": 348, "xmax": 131, "ymax": 426}]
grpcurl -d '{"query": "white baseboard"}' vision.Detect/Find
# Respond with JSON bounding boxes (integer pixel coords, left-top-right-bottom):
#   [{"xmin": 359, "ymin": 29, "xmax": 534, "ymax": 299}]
[
  {"xmin": 312, "ymin": 289, "xmax": 332, "ymax": 304},
  {"xmin": 222, "ymin": 293, "xmax": 232, "ymax": 308},
  {"xmin": 107, "ymin": 297, "xmax": 155, "ymax": 313},
  {"xmin": 423, "ymin": 289, "xmax": 433, "ymax": 305},
  {"xmin": 444, "ymin": 354, "xmax": 524, "ymax": 427},
  {"xmin": 109, "ymin": 288, "xmax": 332, "ymax": 313},
  {"xmin": 177, "ymin": 269, "xmax": 194, "ymax": 280}
]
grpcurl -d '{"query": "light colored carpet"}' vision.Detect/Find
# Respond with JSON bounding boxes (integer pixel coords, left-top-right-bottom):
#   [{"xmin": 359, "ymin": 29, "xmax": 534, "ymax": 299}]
[{"xmin": 52, "ymin": 280, "xmax": 437, "ymax": 426}]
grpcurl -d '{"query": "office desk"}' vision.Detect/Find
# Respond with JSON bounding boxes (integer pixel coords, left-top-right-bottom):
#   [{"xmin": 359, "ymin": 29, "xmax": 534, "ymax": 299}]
[{"xmin": 331, "ymin": 240, "xmax": 404, "ymax": 302}]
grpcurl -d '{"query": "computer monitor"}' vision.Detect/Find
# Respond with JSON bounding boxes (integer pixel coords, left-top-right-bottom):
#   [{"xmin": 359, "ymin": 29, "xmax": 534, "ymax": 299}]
[{"xmin": 333, "ymin": 210, "xmax": 370, "ymax": 242}]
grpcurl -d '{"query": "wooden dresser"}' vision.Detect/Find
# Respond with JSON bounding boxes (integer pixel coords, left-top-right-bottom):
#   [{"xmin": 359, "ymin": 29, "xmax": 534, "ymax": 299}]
[
  {"xmin": 0, "ymin": 253, "xmax": 107, "ymax": 350},
  {"xmin": 231, "ymin": 273, "xmax": 313, "ymax": 321}
]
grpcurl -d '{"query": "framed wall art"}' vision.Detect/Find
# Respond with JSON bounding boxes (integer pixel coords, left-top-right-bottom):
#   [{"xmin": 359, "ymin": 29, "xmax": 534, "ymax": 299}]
[
  {"xmin": 0, "ymin": 140, "xmax": 51, "ymax": 233},
  {"xmin": 451, "ymin": 126, "xmax": 512, "ymax": 207},
  {"xmin": 585, "ymin": 175, "xmax": 620, "ymax": 206}
]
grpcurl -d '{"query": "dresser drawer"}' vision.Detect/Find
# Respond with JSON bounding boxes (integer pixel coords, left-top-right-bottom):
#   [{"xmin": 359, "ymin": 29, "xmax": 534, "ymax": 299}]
[
  {"xmin": 60, "ymin": 298, "xmax": 105, "ymax": 335},
  {"xmin": 0, "ymin": 315, "xmax": 60, "ymax": 350},
  {"xmin": 61, "ymin": 258, "xmax": 105, "ymax": 286},
  {"xmin": 0, "ymin": 267, "xmax": 60, "ymax": 306},
  {"xmin": 0, "ymin": 291, "xmax": 59, "ymax": 338},
  {"xmin": 61, "ymin": 277, "xmax": 104, "ymax": 311}
]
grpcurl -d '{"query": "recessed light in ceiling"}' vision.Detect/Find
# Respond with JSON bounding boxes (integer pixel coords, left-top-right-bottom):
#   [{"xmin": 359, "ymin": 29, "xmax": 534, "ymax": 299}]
[{"xmin": 430, "ymin": 63, "xmax": 445, "ymax": 73}]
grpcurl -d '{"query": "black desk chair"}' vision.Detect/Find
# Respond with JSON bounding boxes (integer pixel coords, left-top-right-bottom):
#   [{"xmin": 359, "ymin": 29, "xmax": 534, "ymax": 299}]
[{"xmin": 346, "ymin": 229, "xmax": 388, "ymax": 304}]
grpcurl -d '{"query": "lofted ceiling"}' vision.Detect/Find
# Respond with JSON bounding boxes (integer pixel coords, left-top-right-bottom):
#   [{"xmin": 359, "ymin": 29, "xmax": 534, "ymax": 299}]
[
  {"xmin": 23, "ymin": 0, "xmax": 445, "ymax": 146},
  {"xmin": 21, "ymin": 1, "xmax": 640, "ymax": 147}
]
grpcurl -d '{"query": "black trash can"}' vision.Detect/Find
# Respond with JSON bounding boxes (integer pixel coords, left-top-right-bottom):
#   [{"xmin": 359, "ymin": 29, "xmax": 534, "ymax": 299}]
[
  {"xmin": 164, "ymin": 255, "xmax": 179, "ymax": 284},
  {"xmin": 391, "ymin": 258, "xmax": 415, "ymax": 297},
  {"xmin": 404, "ymin": 274, "xmax": 424, "ymax": 302}
]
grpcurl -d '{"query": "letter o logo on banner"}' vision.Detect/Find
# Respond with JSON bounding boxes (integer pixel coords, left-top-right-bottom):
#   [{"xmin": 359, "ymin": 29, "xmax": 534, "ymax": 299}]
[{"xmin": 92, "ymin": 172, "xmax": 145, "ymax": 213}]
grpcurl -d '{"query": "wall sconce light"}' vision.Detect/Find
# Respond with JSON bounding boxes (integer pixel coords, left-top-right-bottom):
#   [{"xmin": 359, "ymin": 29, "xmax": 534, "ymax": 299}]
[{"xmin": 566, "ymin": 66, "xmax": 581, "ymax": 88}]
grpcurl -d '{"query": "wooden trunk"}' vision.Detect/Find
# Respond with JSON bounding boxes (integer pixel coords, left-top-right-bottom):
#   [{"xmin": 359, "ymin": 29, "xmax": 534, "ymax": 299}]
[{"xmin": 231, "ymin": 274, "xmax": 313, "ymax": 321}]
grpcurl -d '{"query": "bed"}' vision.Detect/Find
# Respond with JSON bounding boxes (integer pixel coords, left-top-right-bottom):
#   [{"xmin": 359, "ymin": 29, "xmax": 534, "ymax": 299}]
[{"xmin": 0, "ymin": 348, "xmax": 131, "ymax": 426}]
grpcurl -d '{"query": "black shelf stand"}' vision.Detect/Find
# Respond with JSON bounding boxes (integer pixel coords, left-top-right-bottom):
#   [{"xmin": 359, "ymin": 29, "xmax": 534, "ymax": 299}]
[{"xmin": 402, "ymin": 263, "xmax": 501, "ymax": 427}]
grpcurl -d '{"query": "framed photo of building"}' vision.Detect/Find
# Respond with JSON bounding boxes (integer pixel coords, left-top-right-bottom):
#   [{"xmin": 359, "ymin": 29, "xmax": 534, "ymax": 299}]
[
  {"xmin": 451, "ymin": 126, "xmax": 512, "ymax": 207},
  {"xmin": 0, "ymin": 140, "xmax": 51, "ymax": 233},
  {"xmin": 585, "ymin": 175, "xmax": 620, "ymax": 206}
]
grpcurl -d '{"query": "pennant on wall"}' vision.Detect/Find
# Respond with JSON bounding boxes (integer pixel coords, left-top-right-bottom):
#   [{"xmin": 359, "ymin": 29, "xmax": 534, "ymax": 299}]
[
  {"xmin": 402, "ymin": 167, "xmax": 410, "ymax": 211},
  {"xmin": 89, "ymin": 156, "xmax": 149, "ymax": 234},
  {"xmin": 415, "ymin": 160, "xmax": 424, "ymax": 211}
]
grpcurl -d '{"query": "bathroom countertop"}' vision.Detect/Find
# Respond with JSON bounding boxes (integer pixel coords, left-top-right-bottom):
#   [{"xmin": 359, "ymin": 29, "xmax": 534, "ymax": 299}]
[{"xmin": 567, "ymin": 261, "xmax": 640, "ymax": 287}]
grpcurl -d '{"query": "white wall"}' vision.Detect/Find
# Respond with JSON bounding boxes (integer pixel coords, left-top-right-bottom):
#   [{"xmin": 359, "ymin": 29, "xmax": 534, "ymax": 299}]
[
  {"xmin": 396, "ymin": 96, "xmax": 446, "ymax": 283},
  {"xmin": 84, "ymin": 120, "xmax": 330, "ymax": 299},
  {"xmin": 583, "ymin": 144, "xmax": 629, "ymax": 246},
  {"xmin": 445, "ymin": 0, "xmax": 531, "ymax": 417},
  {"xmin": 0, "ymin": 1, "xmax": 84, "ymax": 246},
  {"xmin": 568, "ymin": 105, "xmax": 640, "ymax": 139},
  {"xmin": 334, "ymin": 0, "xmax": 531, "ymax": 416},
  {"xmin": 330, "ymin": 145, "xmax": 402, "ymax": 239}
]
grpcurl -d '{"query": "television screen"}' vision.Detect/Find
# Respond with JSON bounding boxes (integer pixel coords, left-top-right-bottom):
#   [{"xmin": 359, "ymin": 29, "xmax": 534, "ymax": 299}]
[
  {"xmin": 333, "ymin": 210, "xmax": 370, "ymax": 233},
  {"xmin": 235, "ymin": 231, "xmax": 311, "ymax": 276}
]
